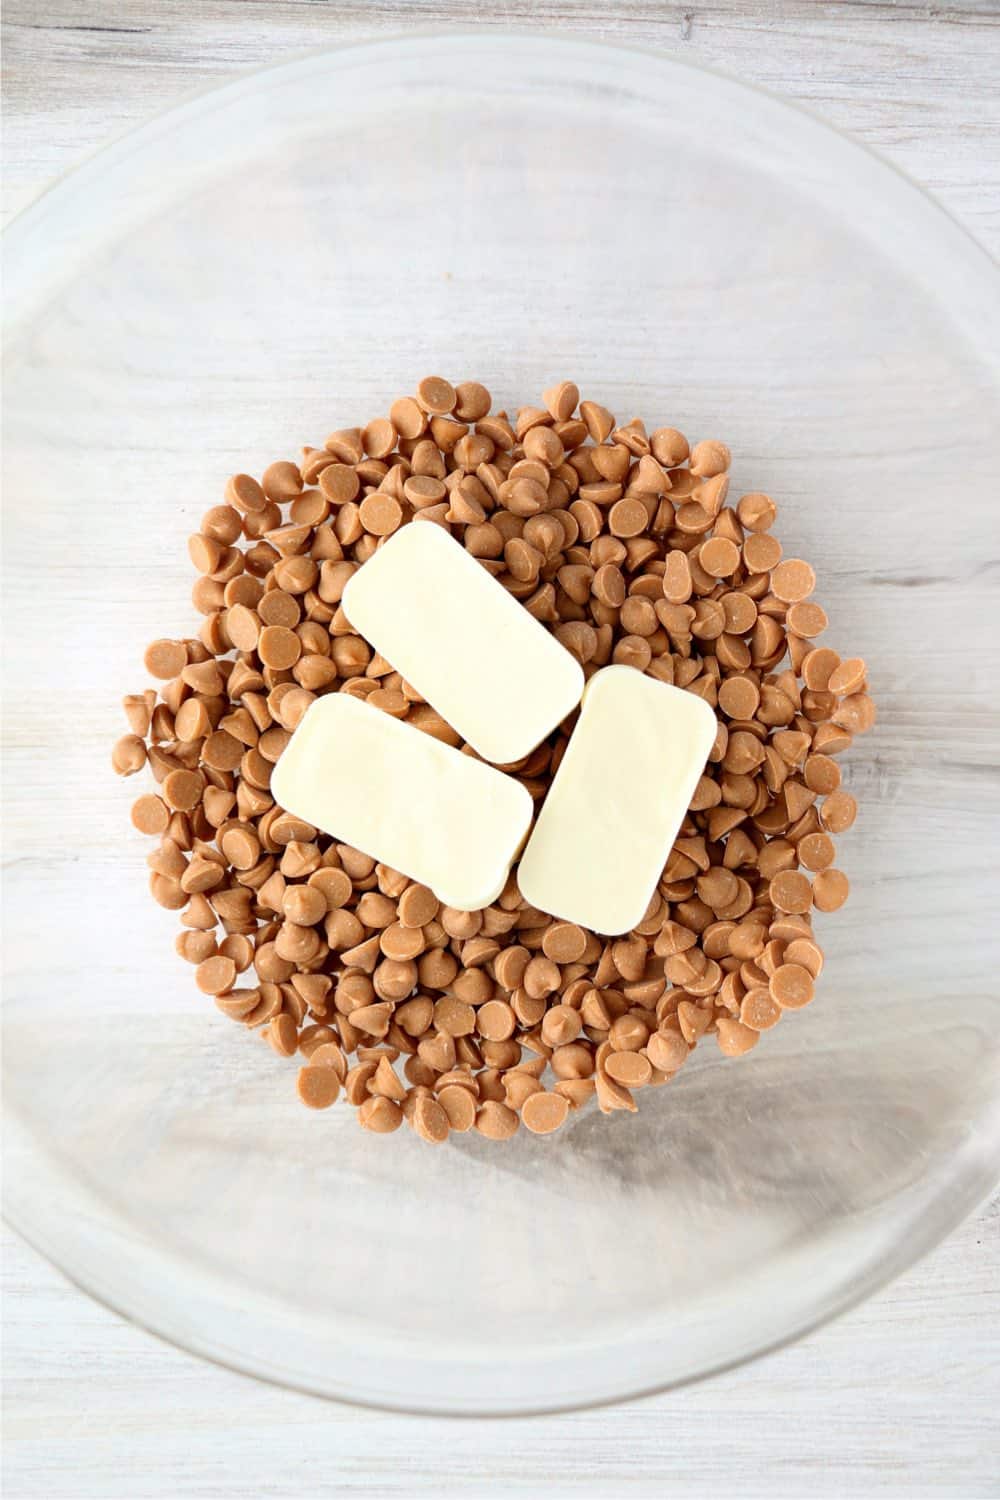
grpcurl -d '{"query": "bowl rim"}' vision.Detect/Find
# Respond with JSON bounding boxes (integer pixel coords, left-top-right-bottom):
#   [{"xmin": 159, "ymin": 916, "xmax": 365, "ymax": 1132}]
[{"xmin": 4, "ymin": 26, "xmax": 999, "ymax": 1418}]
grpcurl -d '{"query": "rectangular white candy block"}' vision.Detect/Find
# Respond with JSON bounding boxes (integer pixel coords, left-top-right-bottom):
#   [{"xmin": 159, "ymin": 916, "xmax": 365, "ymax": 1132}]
[
  {"xmin": 272, "ymin": 693, "xmax": 534, "ymax": 911},
  {"xmin": 517, "ymin": 665, "xmax": 717, "ymax": 936},
  {"xmin": 342, "ymin": 521, "xmax": 584, "ymax": 765}
]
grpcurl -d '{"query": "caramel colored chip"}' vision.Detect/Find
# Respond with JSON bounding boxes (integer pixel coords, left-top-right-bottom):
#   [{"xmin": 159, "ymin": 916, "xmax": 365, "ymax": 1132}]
[
  {"xmin": 604, "ymin": 1051, "xmax": 653, "ymax": 1089},
  {"xmin": 718, "ymin": 676, "xmax": 760, "ymax": 719},
  {"xmin": 802, "ymin": 647, "xmax": 840, "ymax": 692},
  {"xmin": 195, "ymin": 954, "xmax": 237, "ymax": 996},
  {"xmin": 812, "ymin": 867, "xmax": 850, "ymax": 911},
  {"xmin": 737, "ymin": 492, "xmax": 776, "ymax": 532},
  {"xmin": 771, "ymin": 558, "xmax": 816, "ymax": 603},
  {"xmin": 699, "ymin": 537, "xmax": 740, "ymax": 577},
  {"xmin": 477, "ymin": 1000, "xmax": 517, "ymax": 1042},
  {"xmin": 163, "ymin": 769, "xmax": 203, "ymax": 812},
  {"xmin": 740, "ymin": 988, "xmax": 782, "ymax": 1030},
  {"xmin": 798, "ymin": 831, "xmax": 835, "ymax": 871},
  {"xmin": 131, "ymin": 794, "xmax": 169, "ymax": 835},
  {"xmin": 769, "ymin": 870, "xmax": 813, "ymax": 914},
  {"xmin": 412, "ymin": 1094, "xmax": 450, "ymax": 1143},
  {"xmin": 144, "ymin": 639, "xmax": 187, "ymax": 680},
  {"xmin": 608, "ymin": 497, "xmax": 648, "ymax": 538},
  {"xmin": 437, "ymin": 1083, "xmax": 476, "ymax": 1132},
  {"xmin": 112, "ymin": 734, "xmax": 147, "ymax": 776},
  {"xmin": 786, "ymin": 600, "xmax": 828, "ymax": 638},
  {"xmin": 743, "ymin": 533, "xmax": 782, "ymax": 572},
  {"xmin": 258, "ymin": 625, "xmax": 302, "ymax": 670},
  {"xmin": 416, "ymin": 376, "xmax": 457, "ymax": 416},
  {"xmin": 820, "ymin": 790, "xmax": 858, "ymax": 834},
  {"xmin": 359, "ymin": 1095, "xmax": 403, "ymax": 1132},
  {"xmin": 542, "ymin": 922, "xmax": 587, "ymax": 963},
  {"xmin": 359, "ymin": 492, "xmax": 403, "ymax": 536},
  {"xmin": 804, "ymin": 753, "xmax": 841, "ymax": 795},
  {"xmin": 297, "ymin": 1066, "xmax": 341, "ymax": 1109},
  {"xmin": 397, "ymin": 883, "xmax": 438, "ymax": 928},
  {"xmin": 475, "ymin": 1099, "xmax": 520, "ymax": 1140},
  {"xmin": 769, "ymin": 963, "xmax": 815, "ymax": 1009},
  {"xmin": 520, "ymin": 1089, "xmax": 570, "ymax": 1134},
  {"xmin": 828, "ymin": 657, "xmax": 867, "ymax": 696}
]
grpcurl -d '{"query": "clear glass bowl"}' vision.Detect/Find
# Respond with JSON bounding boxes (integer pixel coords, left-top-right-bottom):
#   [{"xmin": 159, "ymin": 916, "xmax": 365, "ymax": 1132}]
[{"xmin": 3, "ymin": 33, "xmax": 999, "ymax": 1416}]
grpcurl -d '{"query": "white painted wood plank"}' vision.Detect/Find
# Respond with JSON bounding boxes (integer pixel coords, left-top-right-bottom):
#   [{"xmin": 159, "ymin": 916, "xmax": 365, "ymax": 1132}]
[
  {"xmin": 4, "ymin": 2, "xmax": 999, "ymax": 257},
  {"xmin": 4, "ymin": 1206, "xmax": 998, "ymax": 1499},
  {"xmin": 3, "ymin": 3, "xmax": 998, "ymax": 1497}
]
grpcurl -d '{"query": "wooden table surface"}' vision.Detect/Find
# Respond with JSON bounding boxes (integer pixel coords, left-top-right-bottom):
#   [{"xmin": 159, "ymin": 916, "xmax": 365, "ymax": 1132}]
[{"xmin": 3, "ymin": 3, "xmax": 998, "ymax": 1497}]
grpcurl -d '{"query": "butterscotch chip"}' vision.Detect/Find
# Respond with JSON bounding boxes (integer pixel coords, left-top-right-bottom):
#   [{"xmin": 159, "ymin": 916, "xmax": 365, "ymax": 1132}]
[
  {"xmin": 608, "ymin": 497, "xmax": 648, "ymax": 538},
  {"xmin": 769, "ymin": 963, "xmax": 815, "ymax": 1009},
  {"xmin": 476, "ymin": 1000, "xmax": 517, "ymax": 1041},
  {"xmin": 820, "ymin": 790, "xmax": 857, "ymax": 833},
  {"xmin": 112, "ymin": 734, "xmax": 147, "ymax": 775},
  {"xmin": 802, "ymin": 647, "xmax": 840, "ymax": 691},
  {"xmin": 380, "ymin": 922, "xmax": 425, "ymax": 961},
  {"xmin": 258, "ymin": 625, "xmax": 301, "ymax": 669},
  {"xmin": 143, "ymin": 639, "xmax": 187, "ymax": 679},
  {"xmin": 268, "ymin": 1013, "xmax": 299, "ymax": 1057},
  {"xmin": 717, "ymin": 676, "xmax": 760, "ymax": 719},
  {"xmin": 412, "ymin": 1094, "xmax": 450, "ymax": 1143},
  {"xmin": 699, "ymin": 537, "xmax": 740, "ymax": 577},
  {"xmin": 397, "ymin": 883, "xmax": 438, "ymax": 928},
  {"xmin": 131, "ymin": 794, "xmax": 169, "ymax": 835},
  {"xmin": 798, "ymin": 831, "xmax": 835, "ymax": 871},
  {"xmin": 604, "ymin": 1051, "xmax": 652, "ymax": 1089},
  {"xmin": 416, "ymin": 376, "xmax": 457, "ymax": 415},
  {"xmin": 297, "ymin": 1066, "xmax": 340, "ymax": 1109},
  {"xmin": 736, "ymin": 492, "xmax": 776, "ymax": 532},
  {"xmin": 359, "ymin": 1095, "xmax": 403, "ymax": 1132},
  {"xmin": 542, "ymin": 381, "xmax": 579, "ymax": 422},
  {"xmin": 786, "ymin": 601, "xmax": 828, "ymax": 638},
  {"xmin": 542, "ymin": 922, "xmax": 587, "ymax": 963},
  {"xmin": 804, "ymin": 753, "xmax": 841, "ymax": 795},
  {"xmin": 475, "ymin": 1099, "xmax": 520, "ymax": 1140},
  {"xmin": 359, "ymin": 492, "xmax": 403, "ymax": 536},
  {"xmin": 226, "ymin": 603, "xmax": 261, "ymax": 652},
  {"xmin": 521, "ymin": 1090, "xmax": 570, "ymax": 1134},
  {"xmin": 388, "ymin": 396, "xmax": 426, "ymax": 440},
  {"xmin": 648, "ymin": 427, "xmax": 688, "ymax": 466},
  {"xmin": 195, "ymin": 954, "xmax": 237, "ymax": 995},
  {"xmin": 769, "ymin": 870, "xmax": 813, "ymax": 914},
  {"xmin": 437, "ymin": 1084, "xmax": 476, "ymax": 1132},
  {"xmin": 715, "ymin": 1018, "xmax": 759, "ymax": 1056},
  {"xmin": 403, "ymin": 474, "xmax": 447, "ymax": 508},
  {"xmin": 689, "ymin": 440, "xmax": 730, "ymax": 477},
  {"xmin": 163, "ymin": 769, "xmax": 203, "ymax": 812},
  {"xmin": 812, "ymin": 868, "xmax": 850, "ymax": 911},
  {"xmin": 645, "ymin": 1030, "xmax": 689, "ymax": 1073},
  {"xmin": 199, "ymin": 730, "xmax": 243, "ymax": 772},
  {"xmin": 834, "ymin": 693, "xmax": 876, "ymax": 734},
  {"xmin": 282, "ymin": 883, "xmax": 326, "ymax": 926},
  {"xmin": 225, "ymin": 473, "xmax": 267, "ymax": 513},
  {"xmin": 739, "ymin": 988, "xmax": 782, "ymax": 1030},
  {"xmin": 317, "ymin": 464, "xmax": 359, "ymax": 506},
  {"xmin": 771, "ymin": 558, "xmax": 816, "ymax": 603},
  {"xmin": 188, "ymin": 533, "xmax": 223, "ymax": 575},
  {"xmin": 309, "ymin": 1043, "xmax": 348, "ymax": 1080},
  {"xmin": 828, "ymin": 657, "xmax": 866, "ymax": 695}
]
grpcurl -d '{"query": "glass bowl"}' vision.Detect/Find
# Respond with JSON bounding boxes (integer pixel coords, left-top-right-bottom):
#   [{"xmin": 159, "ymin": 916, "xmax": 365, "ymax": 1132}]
[{"xmin": 3, "ymin": 32, "xmax": 998, "ymax": 1416}]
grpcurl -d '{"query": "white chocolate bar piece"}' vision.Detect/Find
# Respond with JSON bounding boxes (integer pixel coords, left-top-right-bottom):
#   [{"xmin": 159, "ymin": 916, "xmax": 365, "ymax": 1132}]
[
  {"xmin": 517, "ymin": 666, "xmax": 716, "ymax": 935},
  {"xmin": 342, "ymin": 521, "xmax": 584, "ymax": 765},
  {"xmin": 272, "ymin": 693, "xmax": 534, "ymax": 912}
]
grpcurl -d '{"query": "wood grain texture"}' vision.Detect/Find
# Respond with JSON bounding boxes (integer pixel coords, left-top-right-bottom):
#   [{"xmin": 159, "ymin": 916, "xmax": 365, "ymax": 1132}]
[{"xmin": 2, "ymin": 3, "xmax": 999, "ymax": 1498}]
